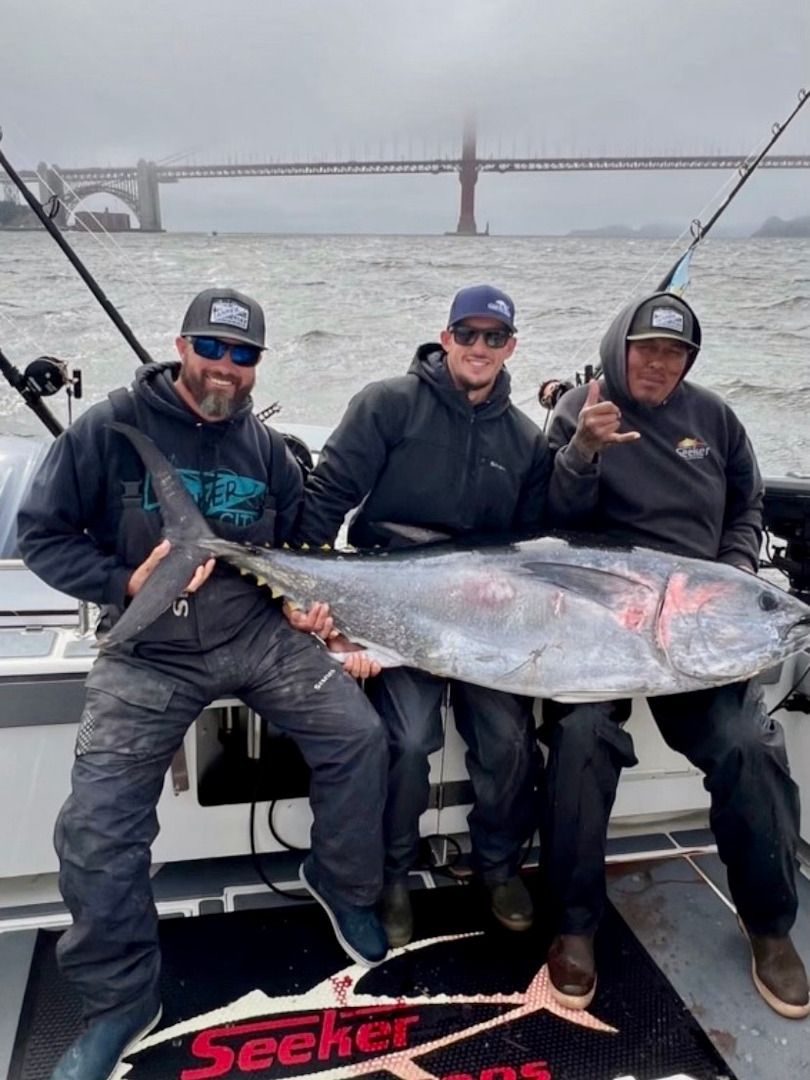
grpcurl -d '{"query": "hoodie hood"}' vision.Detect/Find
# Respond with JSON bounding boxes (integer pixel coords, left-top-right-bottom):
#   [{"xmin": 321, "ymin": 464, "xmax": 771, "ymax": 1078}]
[
  {"xmin": 133, "ymin": 360, "xmax": 256, "ymax": 432},
  {"xmin": 599, "ymin": 292, "xmax": 702, "ymax": 411},
  {"xmin": 407, "ymin": 343, "xmax": 513, "ymax": 419}
]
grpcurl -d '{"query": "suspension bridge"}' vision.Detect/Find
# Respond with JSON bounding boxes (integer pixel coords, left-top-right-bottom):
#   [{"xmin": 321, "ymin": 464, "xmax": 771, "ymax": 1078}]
[{"xmin": 14, "ymin": 120, "xmax": 810, "ymax": 234}]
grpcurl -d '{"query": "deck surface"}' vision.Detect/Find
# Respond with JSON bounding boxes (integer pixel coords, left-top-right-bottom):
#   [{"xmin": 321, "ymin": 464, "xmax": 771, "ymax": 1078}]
[{"xmin": 1, "ymin": 831, "xmax": 808, "ymax": 1080}]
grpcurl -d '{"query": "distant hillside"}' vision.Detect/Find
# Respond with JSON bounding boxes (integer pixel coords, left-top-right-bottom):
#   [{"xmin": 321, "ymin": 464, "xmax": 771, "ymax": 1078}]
[{"xmin": 752, "ymin": 215, "xmax": 810, "ymax": 238}]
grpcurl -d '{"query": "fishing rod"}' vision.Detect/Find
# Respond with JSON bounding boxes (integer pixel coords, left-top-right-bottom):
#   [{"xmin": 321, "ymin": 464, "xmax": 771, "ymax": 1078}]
[
  {"xmin": 655, "ymin": 87, "xmax": 808, "ymax": 294},
  {"xmin": 0, "ymin": 128, "xmax": 157, "ymax": 435},
  {"xmin": 0, "ymin": 128, "xmax": 155, "ymax": 368},
  {"xmin": 537, "ymin": 87, "xmax": 809, "ymax": 412}
]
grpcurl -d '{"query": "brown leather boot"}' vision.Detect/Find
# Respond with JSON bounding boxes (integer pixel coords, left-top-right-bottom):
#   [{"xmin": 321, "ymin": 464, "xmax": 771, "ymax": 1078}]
[
  {"xmin": 743, "ymin": 926, "xmax": 810, "ymax": 1019},
  {"xmin": 546, "ymin": 933, "xmax": 596, "ymax": 1010}
]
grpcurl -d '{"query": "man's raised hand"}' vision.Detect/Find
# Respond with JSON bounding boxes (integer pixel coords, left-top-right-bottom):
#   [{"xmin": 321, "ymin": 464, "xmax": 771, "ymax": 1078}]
[{"xmin": 571, "ymin": 378, "xmax": 640, "ymax": 461}]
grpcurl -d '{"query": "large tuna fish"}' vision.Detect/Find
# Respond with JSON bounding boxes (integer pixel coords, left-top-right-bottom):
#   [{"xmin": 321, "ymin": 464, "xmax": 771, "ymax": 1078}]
[{"xmin": 106, "ymin": 423, "xmax": 810, "ymax": 701}]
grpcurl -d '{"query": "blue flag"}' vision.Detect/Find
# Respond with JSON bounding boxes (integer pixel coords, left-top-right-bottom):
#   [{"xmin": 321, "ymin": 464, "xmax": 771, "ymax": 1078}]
[{"xmin": 661, "ymin": 248, "xmax": 693, "ymax": 296}]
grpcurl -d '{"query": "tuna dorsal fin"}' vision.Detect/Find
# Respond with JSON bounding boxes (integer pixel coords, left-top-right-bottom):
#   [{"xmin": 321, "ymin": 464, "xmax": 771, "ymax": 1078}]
[
  {"xmin": 522, "ymin": 561, "xmax": 657, "ymax": 610},
  {"xmin": 101, "ymin": 545, "xmax": 211, "ymax": 648},
  {"xmin": 110, "ymin": 422, "xmax": 215, "ymax": 542}
]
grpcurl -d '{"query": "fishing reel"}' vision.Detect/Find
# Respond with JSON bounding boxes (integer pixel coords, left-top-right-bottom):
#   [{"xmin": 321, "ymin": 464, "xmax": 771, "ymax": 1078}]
[
  {"xmin": 537, "ymin": 364, "xmax": 597, "ymax": 411},
  {"xmin": 20, "ymin": 355, "xmax": 82, "ymax": 425},
  {"xmin": 23, "ymin": 356, "xmax": 82, "ymax": 400},
  {"xmin": 0, "ymin": 344, "xmax": 84, "ymax": 435}
]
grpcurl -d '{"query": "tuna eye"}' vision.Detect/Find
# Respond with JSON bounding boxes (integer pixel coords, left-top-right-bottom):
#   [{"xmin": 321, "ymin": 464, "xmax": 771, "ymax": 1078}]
[{"xmin": 759, "ymin": 593, "xmax": 779, "ymax": 612}]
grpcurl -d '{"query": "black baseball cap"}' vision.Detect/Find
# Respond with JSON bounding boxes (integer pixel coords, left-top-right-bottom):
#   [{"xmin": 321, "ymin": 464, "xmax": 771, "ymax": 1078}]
[
  {"xmin": 181, "ymin": 288, "xmax": 266, "ymax": 349},
  {"xmin": 627, "ymin": 295, "xmax": 700, "ymax": 351}
]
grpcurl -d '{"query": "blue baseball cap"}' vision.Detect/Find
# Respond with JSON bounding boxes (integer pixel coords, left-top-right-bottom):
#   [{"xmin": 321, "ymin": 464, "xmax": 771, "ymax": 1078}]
[{"xmin": 447, "ymin": 285, "xmax": 517, "ymax": 333}]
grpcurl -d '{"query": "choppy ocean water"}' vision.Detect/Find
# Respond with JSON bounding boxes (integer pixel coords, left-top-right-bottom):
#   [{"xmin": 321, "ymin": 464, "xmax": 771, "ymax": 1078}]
[{"xmin": 0, "ymin": 231, "xmax": 808, "ymax": 474}]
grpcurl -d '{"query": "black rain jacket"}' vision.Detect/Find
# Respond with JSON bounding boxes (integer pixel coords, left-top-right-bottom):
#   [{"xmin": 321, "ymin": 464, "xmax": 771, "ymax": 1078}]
[
  {"xmin": 295, "ymin": 345, "xmax": 551, "ymax": 549},
  {"xmin": 17, "ymin": 361, "xmax": 302, "ymax": 650}
]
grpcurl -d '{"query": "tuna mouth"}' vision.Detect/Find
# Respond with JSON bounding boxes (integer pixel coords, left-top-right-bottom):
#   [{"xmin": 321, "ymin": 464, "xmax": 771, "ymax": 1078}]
[{"xmin": 781, "ymin": 613, "xmax": 810, "ymax": 643}]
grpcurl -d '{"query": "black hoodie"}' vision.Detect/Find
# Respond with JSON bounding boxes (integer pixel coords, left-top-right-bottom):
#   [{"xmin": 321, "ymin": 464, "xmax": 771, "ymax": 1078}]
[
  {"xmin": 17, "ymin": 361, "xmax": 302, "ymax": 649},
  {"xmin": 295, "ymin": 344, "xmax": 551, "ymax": 549},
  {"xmin": 547, "ymin": 294, "xmax": 763, "ymax": 570}
]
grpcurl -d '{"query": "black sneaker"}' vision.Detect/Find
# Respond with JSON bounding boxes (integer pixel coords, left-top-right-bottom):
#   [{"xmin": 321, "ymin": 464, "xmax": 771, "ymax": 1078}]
[
  {"xmin": 49, "ymin": 996, "xmax": 162, "ymax": 1080},
  {"xmin": 485, "ymin": 875, "xmax": 534, "ymax": 931},
  {"xmin": 380, "ymin": 881, "xmax": 414, "ymax": 947},
  {"xmin": 299, "ymin": 857, "xmax": 388, "ymax": 967}
]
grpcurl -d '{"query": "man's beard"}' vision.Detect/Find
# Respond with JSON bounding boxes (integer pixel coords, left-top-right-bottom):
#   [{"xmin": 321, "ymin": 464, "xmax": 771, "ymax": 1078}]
[
  {"xmin": 198, "ymin": 390, "xmax": 236, "ymax": 419},
  {"xmin": 454, "ymin": 372, "xmax": 488, "ymax": 393},
  {"xmin": 451, "ymin": 369, "xmax": 496, "ymax": 398},
  {"xmin": 180, "ymin": 369, "xmax": 250, "ymax": 419}
]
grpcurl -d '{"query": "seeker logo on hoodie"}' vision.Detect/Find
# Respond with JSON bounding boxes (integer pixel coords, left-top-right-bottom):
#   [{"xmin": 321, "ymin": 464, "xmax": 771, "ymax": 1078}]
[
  {"xmin": 143, "ymin": 468, "xmax": 267, "ymax": 526},
  {"xmin": 675, "ymin": 436, "xmax": 711, "ymax": 461}
]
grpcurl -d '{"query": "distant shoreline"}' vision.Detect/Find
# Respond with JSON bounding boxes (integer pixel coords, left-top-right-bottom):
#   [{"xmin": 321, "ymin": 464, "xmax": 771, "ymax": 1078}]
[
  {"xmin": 1, "ymin": 223, "xmax": 809, "ymax": 239},
  {"xmin": 567, "ymin": 215, "xmax": 810, "ymax": 240},
  {"xmin": 2, "ymin": 194, "xmax": 809, "ymax": 238}
]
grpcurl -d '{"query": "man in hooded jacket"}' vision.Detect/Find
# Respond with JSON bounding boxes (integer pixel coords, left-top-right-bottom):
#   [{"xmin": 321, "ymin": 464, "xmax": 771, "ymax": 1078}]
[
  {"xmin": 16, "ymin": 288, "xmax": 390, "ymax": 1080},
  {"xmin": 543, "ymin": 290, "xmax": 808, "ymax": 1020},
  {"xmin": 294, "ymin": 285, "xmax": 551, "ymax": 947}
]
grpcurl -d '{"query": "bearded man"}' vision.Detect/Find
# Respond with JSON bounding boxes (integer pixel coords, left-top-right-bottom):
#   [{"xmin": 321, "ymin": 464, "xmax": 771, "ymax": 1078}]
[{"xmin": 17, "ymin": 288, "xmax": 390, "ymax": 1080}]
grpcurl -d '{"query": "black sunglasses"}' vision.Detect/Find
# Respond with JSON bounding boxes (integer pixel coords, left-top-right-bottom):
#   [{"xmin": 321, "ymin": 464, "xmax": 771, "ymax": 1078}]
[
  {"xmin": 450, "ymin": 325, "xmax": 513, "ymax": 349},
  {"xmin": 189, "ymin": 336, "xmax": 263, "ymax": 368}
]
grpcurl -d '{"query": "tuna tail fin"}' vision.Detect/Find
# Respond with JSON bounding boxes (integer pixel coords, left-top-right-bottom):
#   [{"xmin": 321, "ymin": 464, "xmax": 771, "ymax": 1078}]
[
  {"xmin": 109, "ymin": 422, "xmax": 216, "ymax": 544},
  {"xmin": 102, "ymin": 543, "xmax": 211, "ymax": 647},
  {"xmin": 101, "ymin": 422, "xmax": 216, "ymax": 648}
]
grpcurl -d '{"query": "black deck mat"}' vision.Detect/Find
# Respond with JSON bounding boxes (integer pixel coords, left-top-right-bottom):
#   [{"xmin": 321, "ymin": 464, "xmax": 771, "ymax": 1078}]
[{"xmin": 9, "ymin": 880, "xmax": 736, "ymax": 1080}]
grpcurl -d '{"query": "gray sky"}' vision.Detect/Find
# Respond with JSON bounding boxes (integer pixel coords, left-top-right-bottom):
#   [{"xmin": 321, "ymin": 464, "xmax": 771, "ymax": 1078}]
[{"xmin": 1, "ymin": 0, "xmax": 808, "ymax": 234}]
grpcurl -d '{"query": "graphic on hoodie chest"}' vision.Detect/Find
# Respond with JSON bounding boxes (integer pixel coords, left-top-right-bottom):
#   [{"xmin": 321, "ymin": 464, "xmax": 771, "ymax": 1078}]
[
  {"xmin": 674, "ymin": 436, "xmax": 711, "ymax": 461},
  {"xmin": 143, "ymin": 468, "xmax": 267, "ymax": 526}
]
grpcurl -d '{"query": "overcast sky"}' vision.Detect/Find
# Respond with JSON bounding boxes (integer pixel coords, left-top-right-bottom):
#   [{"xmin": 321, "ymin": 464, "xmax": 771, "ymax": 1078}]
[{"xmin": 1, "ymin": 0, "xmax": 808, "ymax": 234}]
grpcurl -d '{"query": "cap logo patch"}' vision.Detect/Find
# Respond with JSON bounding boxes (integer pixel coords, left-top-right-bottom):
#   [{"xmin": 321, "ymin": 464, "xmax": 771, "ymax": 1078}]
[
  {"xmin": 651, "ymin": 307, "xmax": 684, "ymax": 333},
  {"xmin": 209, "ymin": 299, "xmax": 250, "ymax": 331},
  {"xmin": 488, "ymin": 299, "xmax": 513, "ymax": 318}
]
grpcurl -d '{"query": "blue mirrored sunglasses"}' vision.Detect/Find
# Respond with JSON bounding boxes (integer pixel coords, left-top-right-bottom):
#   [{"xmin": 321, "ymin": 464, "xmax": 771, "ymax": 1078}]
[{"xmin": 189, "ymin": 336, "xmax": 263, "ymax": 368}]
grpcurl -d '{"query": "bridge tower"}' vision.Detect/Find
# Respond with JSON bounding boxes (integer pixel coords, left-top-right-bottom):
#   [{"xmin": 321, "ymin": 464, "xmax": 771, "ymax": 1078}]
[
  {"xmin": 36, "ymin": 163, "xmax": 68, "ymax": 227},
  {"xmin": 455, "ymin": 116, "xmax": 479, "ymax": 235},
  {"xmin": 136, "ymin": 159, "xmax": 163, "ymax": 232}
]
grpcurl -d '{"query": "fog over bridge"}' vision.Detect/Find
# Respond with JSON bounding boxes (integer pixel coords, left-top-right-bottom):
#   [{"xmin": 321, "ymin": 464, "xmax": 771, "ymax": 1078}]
[{"xmin": 19, "ymin": 121, "xmax": 810, "ymax": 233}]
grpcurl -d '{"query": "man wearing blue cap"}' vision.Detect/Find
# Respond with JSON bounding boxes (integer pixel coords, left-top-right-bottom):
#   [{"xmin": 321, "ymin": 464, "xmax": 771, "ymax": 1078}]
[{"xmin": 293, "ymin": 285, "xmax": 551, "ymax": 946}]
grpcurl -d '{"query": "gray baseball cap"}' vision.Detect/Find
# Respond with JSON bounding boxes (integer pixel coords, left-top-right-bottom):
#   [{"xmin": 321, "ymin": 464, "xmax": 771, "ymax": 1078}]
[
  {"xmin": 627, "ymin": 295, "xmax": 700, "ymax": 351},
  {"xmin": 181, "ymin": 288, "xmax": 266, "ymax": 349}
]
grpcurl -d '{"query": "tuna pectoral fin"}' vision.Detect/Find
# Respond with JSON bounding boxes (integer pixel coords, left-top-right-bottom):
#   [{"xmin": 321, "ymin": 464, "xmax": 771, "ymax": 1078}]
[
  {"xmin": 375, "ymin": 521, "xmax": 452, "ymax": 546},
  {"xmin": 328, "ymin": 642, "xmax": 406, "ymax": 670},
  {"xmin": 523, "ymin": 561, "xmax": 656, "ymax": 609},
  {"xmin": 102, "ymin": 546, "xmax": 209, "ymax": 647}
]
